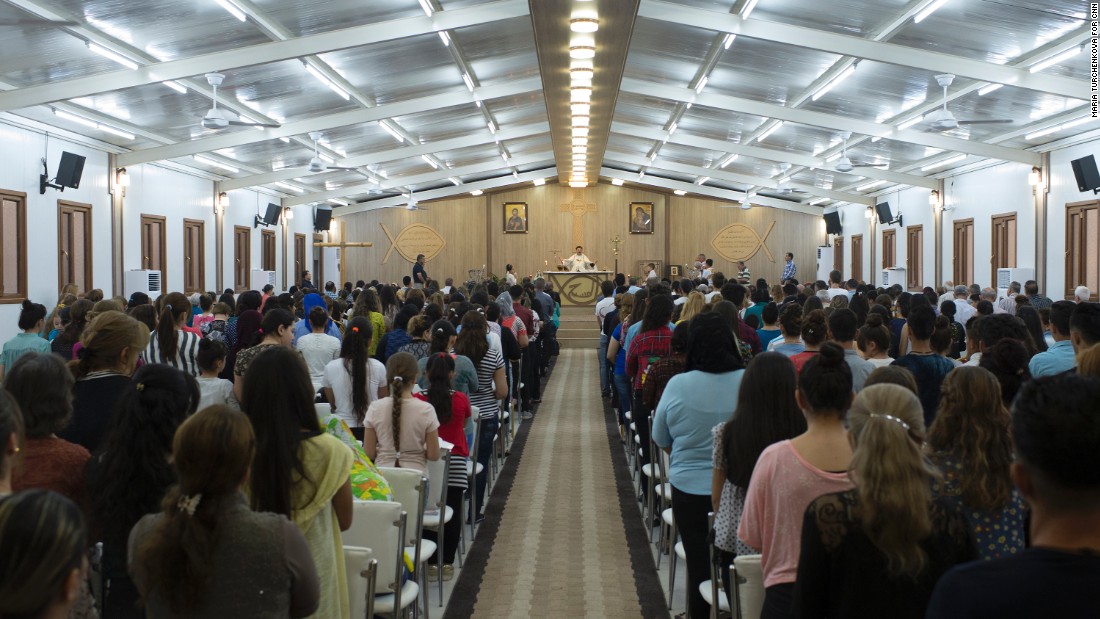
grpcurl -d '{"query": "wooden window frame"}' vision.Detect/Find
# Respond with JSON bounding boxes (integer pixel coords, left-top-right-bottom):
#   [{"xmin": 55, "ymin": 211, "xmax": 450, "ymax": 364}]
[
  {"xmin": 183, "ymin": 219, "xmax": 206, "ymax": 294},
  {"xmin": 140, "ymin": 214, "xmax": 168, "ymax": 291},
  {"xmin": 906, "ymin": 225, "xmax": 924, "ymax": 291},
  {"xmin": 851, "ymin": 234, "xmax": 863, "ymax": 283},
  {"xmin": 57, "ymin": 200, "xmax": 93, "ymax": 295},
  {"xmin": 991, "ymin": 212, "xmax": 1018, "ymax": 288},
  {"xmin": 0, "ymin": 189, "xmax": 28, "ymax": 304},
  {"xmin": 1065, "ymin": 200, "xmax": 1100, "ymax": 301},
  {"xmin": 882, "ymin": 229, "xmax": 896, "ymax": 270},
  {"xmin": 952, "ymin": 218, "xmax": 974, "ymax": 288},
  {"xmin": 234, "ymin": 226, "xmax": 251, "ymax": 292}
]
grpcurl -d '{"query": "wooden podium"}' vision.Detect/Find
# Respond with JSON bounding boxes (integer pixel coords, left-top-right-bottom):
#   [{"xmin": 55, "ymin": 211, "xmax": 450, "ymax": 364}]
[{"xmin": 547, "ymin": 271, "xmax": 613, "ymax": 306}]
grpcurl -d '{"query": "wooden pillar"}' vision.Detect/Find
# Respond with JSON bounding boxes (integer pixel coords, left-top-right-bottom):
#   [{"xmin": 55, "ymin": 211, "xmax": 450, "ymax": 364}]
[
  {"xmin": 934, "ymin": 178, "xmax": 945, "ymax": 287},
  {"xmin": 1035, "ymin": 152, "xmax": 1050, "ymax": 293},
  {"xmin": 214, "ymin": 182, "xmax": 225, "ymax": 292},
  {"xmin": 107, "ymin": 154, "xmax": 125, "ymax": 297}
]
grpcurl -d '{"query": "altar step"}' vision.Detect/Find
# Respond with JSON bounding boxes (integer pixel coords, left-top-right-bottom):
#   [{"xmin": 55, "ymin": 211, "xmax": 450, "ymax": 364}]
[{"xmin": 555, "ymin": 305, "xmax": 601, "ymax": 350}]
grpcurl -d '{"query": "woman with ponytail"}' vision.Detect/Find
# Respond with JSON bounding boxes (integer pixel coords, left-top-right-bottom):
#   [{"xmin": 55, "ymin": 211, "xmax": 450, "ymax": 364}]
[
  {"xmin": 129, "ymin": 406, "xmax": 320, "ymax": 617},
  {"xmin": 414, "ymin": 353, "xmax": 472, "ymax": 577},
  {"xmin": 793, "ymin": 384, "xmax": 976, "ymax": 618},
  {"xmin": 789, "ymin": 308, "xmax": 828, "ymax": 373},
  {"xmin": 146, "ymin": 291, "xmax": 201, "ymax": 376},
  {"xmin": 454, "ymin": 311, "xmax": 506, "ymax": 519},
  {"xmin": 232, "ymin": 308, "xmax": 294, "ymax": 402},
  {"xmin": 0, "ymin": 299, "xmax": 49, "ymax": 379},
  {"xmin": 51, "ymin": 298, "xmax": 93, "ymax": 360},
  {"xmin": 416, "ymin": 319, "xmax": 478, "ymax": 395},
  {"xmin": 323, "ymin": 316, "xmax": 387, "ymax": 441},
  {"xmin": 362, "ymin": 352, "xmax": 440, "ymax": 474}
]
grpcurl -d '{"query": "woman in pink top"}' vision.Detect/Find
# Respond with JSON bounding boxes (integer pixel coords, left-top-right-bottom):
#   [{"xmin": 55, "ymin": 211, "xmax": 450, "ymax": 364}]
[
  {"xmin": 738, "ymin": 342, "xmax": 854, "ymax": 619},
  {"xmin": 363, "ymin": 352, "xmax": 440, "ymax": 474}
]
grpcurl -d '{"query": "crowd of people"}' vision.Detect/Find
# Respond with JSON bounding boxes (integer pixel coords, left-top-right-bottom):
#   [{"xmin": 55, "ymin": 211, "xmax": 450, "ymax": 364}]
[
  {"xmin": 603, "ymin": 266, "xmax": 1100, "ymax": 619},
  {"xmin": 0, "ymin": 271, "xmax": 562, "ymax": 619}
]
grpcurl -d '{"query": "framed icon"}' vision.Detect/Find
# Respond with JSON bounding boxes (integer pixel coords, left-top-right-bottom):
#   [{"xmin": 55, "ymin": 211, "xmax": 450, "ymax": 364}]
[
  {"xmin": 629, "ymin": 202, "xmax": 654, "ymax": 234},
  {"xmin": 504, "ymin": 202, "xmax": 528, "ymax": 233}
]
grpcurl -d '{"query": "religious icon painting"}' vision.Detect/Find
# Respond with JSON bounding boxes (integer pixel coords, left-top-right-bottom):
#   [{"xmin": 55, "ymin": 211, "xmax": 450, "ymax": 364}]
[
  {"xmin": 504, "ymin": 202, "xmax": 528, "ymax": 234},
  {"xmin": 629, "ymin": 202, "xmax": 654, "ymax": 234}
]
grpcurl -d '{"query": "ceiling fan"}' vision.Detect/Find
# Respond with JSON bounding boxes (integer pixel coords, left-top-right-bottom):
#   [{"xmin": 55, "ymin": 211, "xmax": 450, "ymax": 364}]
[
  {"xmin": 922, "ymin": 73, "xmax": 1012, "ymax": 132},
  {"xmin": 834, "ymin": 131, "xmax": 888, "ymax": 173},
  {"xmin": 306, "ymin": 132, "xmax": 359, "ymax": 173},
  {"xmin": 404, "ymin": 189, "xmax": 429, "ymax": 211},
  {"xmin": 200, "ymin": 73, "xmax": 281, "ymax": 130}
]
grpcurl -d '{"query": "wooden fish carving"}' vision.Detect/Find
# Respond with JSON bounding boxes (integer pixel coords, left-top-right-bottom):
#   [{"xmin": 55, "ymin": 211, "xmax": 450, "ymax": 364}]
[
  {"xmin": 710, "ymin": 221, "xmax": 776, "ymax": 262},
  {"xmin": 380, "ymin": 223, "xmax": 447, "ymax": 264}
]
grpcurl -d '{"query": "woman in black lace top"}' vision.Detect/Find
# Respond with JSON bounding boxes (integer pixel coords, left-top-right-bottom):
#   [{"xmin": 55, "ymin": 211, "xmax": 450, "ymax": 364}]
[{"xmin": 793, "ymin": 384, "xmax": 977, "ymax": 619}]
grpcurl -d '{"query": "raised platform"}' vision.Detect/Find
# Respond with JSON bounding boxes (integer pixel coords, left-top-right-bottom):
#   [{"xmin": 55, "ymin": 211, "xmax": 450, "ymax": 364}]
[
  {"xmin": 547, "ymin": 271, "xmax": 613, "ymax": 306},
  {"xmin": 557, "ymin": 304, "xmax": 602, "ymax": 350}
]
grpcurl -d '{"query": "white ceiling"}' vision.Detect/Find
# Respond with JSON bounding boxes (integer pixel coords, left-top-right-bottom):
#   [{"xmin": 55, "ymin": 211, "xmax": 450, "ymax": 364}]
[{"xmin": 0, "ymin": 0, "xmax": 1092, "ymax": 211}]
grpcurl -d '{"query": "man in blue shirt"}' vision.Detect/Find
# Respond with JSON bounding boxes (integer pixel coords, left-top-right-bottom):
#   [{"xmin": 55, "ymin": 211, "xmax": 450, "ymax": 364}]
[
  {"xmin": 1029, "ymin": 301, "xmax": 1077, "ymax": 377},
  {"xmin": 412, "ymin": 254, "xmax": 428, "ymax": 289},
  {"xmin": 782, "ymin": 252, "xmax": 797, "ymax": 282}
]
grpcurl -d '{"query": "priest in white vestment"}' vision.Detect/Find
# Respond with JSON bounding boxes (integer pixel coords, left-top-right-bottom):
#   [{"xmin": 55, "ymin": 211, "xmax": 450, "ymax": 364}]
[{"xmin": 561, "ymin": 245, "xmax": 597, "ymax": 272}]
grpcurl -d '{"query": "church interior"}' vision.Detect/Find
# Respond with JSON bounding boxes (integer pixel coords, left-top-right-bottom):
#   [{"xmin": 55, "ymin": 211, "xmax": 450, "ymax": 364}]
[{"xmin": 0, "ymin": 0, "xmax": 1098, "ymax": 618}]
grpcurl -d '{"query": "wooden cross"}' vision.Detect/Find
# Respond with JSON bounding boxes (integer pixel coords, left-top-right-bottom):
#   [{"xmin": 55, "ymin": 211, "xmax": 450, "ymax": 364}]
[
  {"xmin": 313, "ymin": 221, "xmax": 372, "ymax": 286},
  {"xmin": 559, "ymin": 189, "xmax": 597, "ymax": 248}
]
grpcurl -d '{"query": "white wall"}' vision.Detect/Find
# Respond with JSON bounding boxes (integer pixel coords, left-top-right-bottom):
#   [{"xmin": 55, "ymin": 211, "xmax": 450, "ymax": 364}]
[{"xmin": 1048, "ymin": 140, "xmax": 1100, "ymax": 299}]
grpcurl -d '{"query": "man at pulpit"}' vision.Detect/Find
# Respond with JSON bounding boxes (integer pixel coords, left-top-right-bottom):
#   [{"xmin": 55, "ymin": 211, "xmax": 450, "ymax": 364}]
[{"xmin": 561, "ymin": 245, "xmax": 597, "ymax": 272}]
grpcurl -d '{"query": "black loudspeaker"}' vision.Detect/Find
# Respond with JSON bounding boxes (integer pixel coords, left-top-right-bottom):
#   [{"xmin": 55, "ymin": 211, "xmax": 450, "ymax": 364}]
[
  {"xmin": 823, "ymin": 211, "xmax": 842, "ymax": 235},
  {"xmin": 263, "ymin": 203, "xmax": 281, "ymax": 225},
  {"xmin": 314, "ymin": 208, "xmax": 332, "ymax": 232},
  {"xmin": 875, "ymin": 202, "xmax": 893, "ymax": 225},
  {"xmin": 1071, "ymin": 155, "xmax": 1100, "ymax": 193},
  {"xmin": 55, "ymin": 151, "xmax": 86, "ymax": 189}
]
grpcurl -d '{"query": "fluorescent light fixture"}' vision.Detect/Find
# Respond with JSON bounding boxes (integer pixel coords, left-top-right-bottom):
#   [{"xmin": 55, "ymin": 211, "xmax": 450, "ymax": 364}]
[
  {"xmin": 1029, "ymin": 46, "xmax": 1081, "ymax": 73},
  {"xmin": 193, "ymin": 155, "xmax": 239, "ymax": 173},
  {"xmin": 809, "ymin": 197, "xmax": 829, "ymax": 206},
  {"xmin": 569, "ymin": 45, "xmax": 596, "ymax": 60},
  {"xmin": 674, "ymin": 189, "xmax": 687, "ymax": 195},
  {"xmin": 572, "ymin": 116, "xmax": 590, "ymax": 127},
  {"xmin": 379, "ymin": 121, "xmax": 404, "ymax": 143},
  {"xmin": 572, "ymin": 137, "xmax": 588, "ymax": 146},
  {"xmin": 856, "ymin": 180, "xmax": 886, "ymax": 191},
  {"xmin": 533, "ymin": 178, "xmax": 546, "ymax": 186},
  {"xmin": 896, "ymin": 116, "xmax": 922, "ymax": 131},
  {"xmin": 570, "ymin": 18, "xmax": 599, "ymax": 33},
  {"xmin": 215, "ymin": 0, "xmax": 247, "ymax": 21},
  {"xmin": 696, "ymin": 176, "xmax": 710, "ymax": 185},
  {"xmin": 870, "ymin": 136, "xmax": 882, "ymax": 143},
  {"xmin": 87, "ymin": 42, "xmax": 139, "ymax": 70},
  {"xmin": 723, "ymin": 33, "xmax": 736, "ymax": 49},
  {"xmin": 571, "ymin": 86, "xmax": 593, "ymax": 102},
  {"xmin": 719, "ymin": 154, "xmax": 739, "ymax": 168},
  {"xmin": 1026, "ymin": 116, "xmax": 1098, "ymax": 139},
  {"xmin": 569, "ymin": 181, "xmax": 587, "ymax": 188},
  {"xmin": 571, "ymin": 102, "xmax": 591, "ymax": 115},
  {"xmin": 811, "ymin": 64, "xmax": 856, "ymax": 101},
  {"xmin": 53, "ymin": 110, "xmax": 135, "ymax": 139},
  {"xmin": 572, "ymin": 146, "xmax": 587, "ymax": 154},
  {"xmin": 470, "ymin": 189, "xmax": 484, "ymax": 196},
  {"xmin": 449, "ymin": 177, "xmax": 461, "ymax": 186},
  {"xmin": 694, "ymin": 76, "xmax": 708, "ymax": 94},
  {"xmin": 462, "ymin": 73, "xmax": 475, "ymax": 92},
  {"xmin": 500, "ymin": 153, "xmax": 509, "ymax": 163},
  {"xmin": 611, "ymin": 178, "xmax": 624, "ymax": 186},
  {"xmin": 572, "ymin": 126, "xmax": 589, "ymax": 137},
  {"xmin": 475, "ymin": 100, "xmax": 481, "ymax": 108},
  {"xmin": 162, "ymin": 80, "xmax": 187, "ymax": 94},
  {"xmin": 914, "ymin": 0, "xmax": 949, "ymax": 23},
  {"xmin": 668, "ymin": 121, "xmax": 678, "ymax": 135},
  {"xmin": 275, "ymin": 182, "xmax": 303, "ymax": 193},
  {"xmin": 741, "ymin": 0, "xmax": 759, "ymax": 18},
  {"xmin": 421, "ymin": 155, "xmax": 439, "ymax": 169},
  {"xmin": 571, "ymin": 64, "xmax": 594, "ymax": 81},
  {"xmin": 417, "ymin": 0, "xmax": 433, "ymax": 16},
  {"xmin": 978, "ymin": 83, "xmax": 1003, "ymax": 96},
  {"xmin": 1062, "ymin": 116, "xmax": 1098, "ymax": 130},
  {"xmin": 756, "ymin": 121, "xmax": 783, "ymax": 142},
  {"xmin": 487, "ymin": 121, "xmax": 496, "ymax": 134},
  {"xmin": 649, "ymin": 153, "xmax": 658, "ymax": 162},
  {"xmin": 920, "ymin": 153, "xmax": 966, "ymax": 171},
  {"xmin": 328, "ymin": 199, "xmax": 349, "ymax": 206},
  {"xmin": 304, "ymin": 63, "xmax": 350, "ymax": 100},
  {"xmin": 317, "ymin": 153, "xmax": 335, "ymax": 164},
  {"xmin": 279, "ymin": 136, "xmax": 290, "ymax": 143},
  {"xmin": 826, "ymin": 153, "xmax": 843, "ymax": 162}
]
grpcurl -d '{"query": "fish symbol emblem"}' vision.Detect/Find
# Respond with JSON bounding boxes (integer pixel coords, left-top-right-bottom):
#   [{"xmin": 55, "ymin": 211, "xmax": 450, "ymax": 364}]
[
  {"xmin": 710, "ymin": 221, "xmax": 776, "ymax": 263},
  {"xmin": 380, "ymin": 223, "xmax": 447, "ymax": 264}
]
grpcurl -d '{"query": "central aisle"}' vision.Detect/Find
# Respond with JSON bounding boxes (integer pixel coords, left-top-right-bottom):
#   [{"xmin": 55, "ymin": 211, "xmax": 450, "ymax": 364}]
[{"xmin": 449, "ymin": 349, "xmax": 665, "ymax": 618}]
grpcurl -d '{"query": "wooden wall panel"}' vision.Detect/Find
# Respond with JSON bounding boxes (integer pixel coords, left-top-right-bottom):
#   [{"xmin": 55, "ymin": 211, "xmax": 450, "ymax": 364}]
[{"xmin": 337, "ymin": 183, "xmax": 825, "ymax": 286}]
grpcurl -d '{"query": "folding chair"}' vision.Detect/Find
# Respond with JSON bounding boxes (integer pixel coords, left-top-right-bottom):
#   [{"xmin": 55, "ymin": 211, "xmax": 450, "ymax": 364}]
[{"xmin": 341, "ymin": 502, "xmax": 418, "ymax": 619}]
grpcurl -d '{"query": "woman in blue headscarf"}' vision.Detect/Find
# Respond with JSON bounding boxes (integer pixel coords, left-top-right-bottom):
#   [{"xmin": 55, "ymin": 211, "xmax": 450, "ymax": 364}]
[{"xmin": 293, "ymin": 293, "xmax": 342, "ymax": 345}]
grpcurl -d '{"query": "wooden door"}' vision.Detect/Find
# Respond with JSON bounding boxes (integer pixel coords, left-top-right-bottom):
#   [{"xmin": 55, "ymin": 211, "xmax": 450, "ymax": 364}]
[
  {"xmin": 1066, "ymin": 201, "xmax": 1099, "ymax": 301},
  {"xmin": 833, "ymin": 237, "xmax": 843, "ymax": 275},
  {"xmin": 234, "ymin": 226, "xmax": 250, "ymax": 292},
  {"xmin": 882, "ymin": 229, "xmax": 896, "ymax": 269},
  {"xmin": 294, "ymin": 233, "xmax": 306, "ymax": 286},
  {"xmin": 58, "ymin": 200, "xmax": 92, "ymax": 293},
  {"xmin": 183, "ymin": 219, "xmax": 205, "ymax": 294},
  {"xmin": 991, "ymin": 213, "xmax": 1017, "ymax": 288},
  {"xmin": 0, "ymin": 190, "xmax": 27, "ymax": 302},
  {"xmin": 953, "ymin": 219, "xmax": 974, "ymax": 288},
  {"xmin": 851, "ymin": 234, "xmax": 863, "ymax": 282},
  {"xmin": 906, "ymin": 225, "xmax": 923, "ymax": 291},
  {"xmin": 141, "ymin": 215, "xmax": 167, "ymax": 289},
  {"xmin": 261, "ymin": 229, "xmax": 276, "ymax": 271}
]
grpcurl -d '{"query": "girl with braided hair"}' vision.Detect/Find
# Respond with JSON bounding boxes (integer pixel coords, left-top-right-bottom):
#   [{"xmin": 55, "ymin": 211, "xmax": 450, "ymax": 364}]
[{"xmin": 362, "ymin": 352, "xmax": 440, "ymax": 474}]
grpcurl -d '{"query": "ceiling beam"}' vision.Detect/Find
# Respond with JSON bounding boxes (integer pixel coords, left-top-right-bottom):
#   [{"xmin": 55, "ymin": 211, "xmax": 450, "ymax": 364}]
[
  {"xmin": 606, "ymin": 151, "xmax": 875, "ymax": 205},
  {"xmin": 116, "ymin": 77, "xmax": 540, "ymax": 167},
  {"xmin": 332, "ymin": 168, "xmax": 556, "ymax": 216},
  {"xmin": 217, "ymin": 121, "xmax": 550, "ymax": 191},
  {"xmin": 638, "ymin": 0, "xmax": 1086, "ymax": 100},
  {"xmin": 598, "ymin": 167, "xmax": 819, "ymax": 215},
  {"xmin": 284, "ymin": 151, "xmax": 555, "ymax": 207},
  {"xmin": 0, "ymin": 0, "xmax": 530, "ymax": 113},
  {"xmin": 622, "ymin": 78, "xmax": 1041, "ymax": 166},
  {"xmin": 611, "ymin": 122, "xmax": 939, "ymax": 190}
]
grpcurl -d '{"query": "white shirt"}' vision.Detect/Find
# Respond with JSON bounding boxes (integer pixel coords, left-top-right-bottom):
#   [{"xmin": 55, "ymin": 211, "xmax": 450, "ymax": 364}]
[
  {"xmin": 953, "ymin": 298, "xmax": 977, "ymax": 326},
  {"xmin": 296, "ymin": 332, "xmax": 342, "ymax": 390},
  {"xmin": 505, "ymin": 273, "xmax": 517, "ymax": 286},
  {"xmin": 826, "ymin": 288, "xmax": 847, "ymax": 301},
  {"xmin": 441, "ymin": 286, "xmax": 453, "ymax": 295},
  {"xmin": 705, "ymin": 291, "xmax": 721, "ymax": 303},
  {"xmin": 322, "ymin": 357, "xmax": 386, "ymax": 428},
  {"xmin": 564, "ymin": 253, "xmax": 594, "ymax": 272},
  {"xmin": 595, "ymin": 297, "xmax": 616, "ymax": 328},
  {"xmin": 196, "ymin": 376, "xmax": 239, "ymax": 411}
]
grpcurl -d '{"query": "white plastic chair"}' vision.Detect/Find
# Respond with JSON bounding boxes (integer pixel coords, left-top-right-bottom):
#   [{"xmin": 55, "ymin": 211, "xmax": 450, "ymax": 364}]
[
  {"xmin": 344, "ymin": 545, "xmax": 377, "ymax": 619},
  {"xmin": 422, "ymin": 450, "xmax": 454, "ymax": 603},
  {"xmin": 463, "ymin": 416, "xmax": 484, "ymax": 539},
  {"xmin": 733, "ymin": 554, "xmax": 764, "ymax": 619},
  {"xmin": 699, "ymin": 512, "xmax": 731, "ymax": 619},
  {"xmin": 342, "ymin": 501, "xmax": 419, "ymax": 619},
  {"xmin": 378, "ymin": 467, "xmax": 433, "ymax": 618}
]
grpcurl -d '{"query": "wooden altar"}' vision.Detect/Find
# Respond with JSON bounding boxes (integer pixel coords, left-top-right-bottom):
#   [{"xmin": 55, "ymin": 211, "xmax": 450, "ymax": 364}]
[{"xmin": 547, "ymin": 271, "xmax": 613, "ymax": 306}]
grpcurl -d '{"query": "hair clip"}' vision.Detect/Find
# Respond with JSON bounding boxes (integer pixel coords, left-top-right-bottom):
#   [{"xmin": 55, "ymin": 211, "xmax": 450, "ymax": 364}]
[
  {"xmin": 177, "ymin": 493, "xmax": 202, "ymax": 516},
  {"xmin": 258, "ymin": 328, "xmax": 264, "ymax": 334},
  {"xmin": 165, "ymin": 304, "xmax": 173, "ymax": 312},
  {"xmin": 351, "ymin": 326, "xmax": 359, "ymax": 333},
  {"xmin": 435, "ymin": 328, "xmax": 444, "ymax": 334},
  {"xmin": 135, "ymin": 382, "xmax": 145, "ymax": 391},
  {"xmin": 393, "ymin": 376, "xmax": 404, "ymax": 384},
  {"xmin": 869, "ymin": 413, "xmax": 910, "ymax": 430}
]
